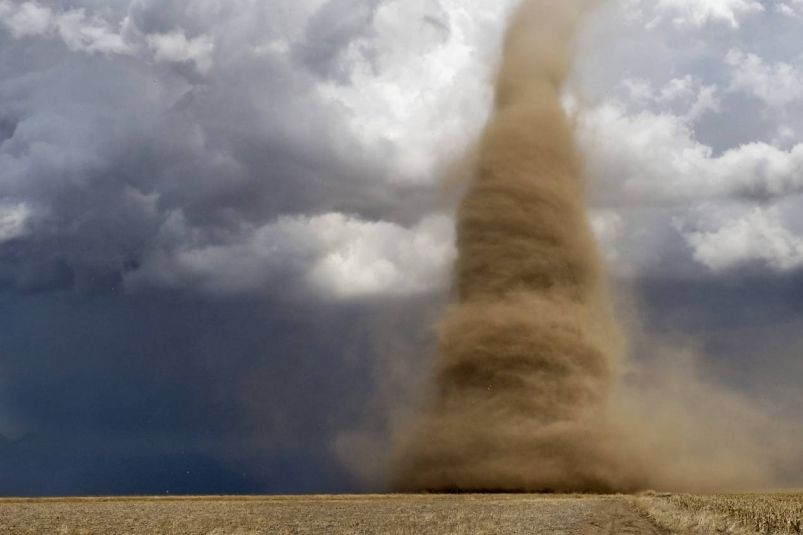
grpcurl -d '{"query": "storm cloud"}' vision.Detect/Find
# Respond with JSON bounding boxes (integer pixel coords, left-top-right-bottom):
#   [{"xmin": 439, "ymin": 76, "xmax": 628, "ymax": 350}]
[{"xmin": 0, "ymin": 0, "xmax": 802, "ymax": 494}]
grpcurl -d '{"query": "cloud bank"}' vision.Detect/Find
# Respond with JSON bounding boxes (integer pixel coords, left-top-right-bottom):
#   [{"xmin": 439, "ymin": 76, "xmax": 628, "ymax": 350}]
[{"xmin": 0, "ymin": 0, "xmax": 802, "ymax": 493}]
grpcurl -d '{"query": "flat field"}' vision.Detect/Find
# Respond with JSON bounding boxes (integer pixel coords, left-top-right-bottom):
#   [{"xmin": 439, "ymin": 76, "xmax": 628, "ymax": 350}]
[
  {"xmin": 636, "ymin": 492, "xmax": 803, "ymax": 534},
  {"xmin": 0, "ymin": 493, "xmax": 799, "ymax": 534}
]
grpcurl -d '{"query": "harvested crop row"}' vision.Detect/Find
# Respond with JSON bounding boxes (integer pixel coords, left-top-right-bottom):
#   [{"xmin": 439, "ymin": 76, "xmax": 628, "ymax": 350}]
[{"xmin": 635, "ymin": 493, "xmax": 803, "ymax": 534}]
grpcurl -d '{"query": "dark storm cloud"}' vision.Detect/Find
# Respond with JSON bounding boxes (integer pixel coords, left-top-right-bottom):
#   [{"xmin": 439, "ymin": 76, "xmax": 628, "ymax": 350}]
[
  {"xmin": 0, "ymin": 0, "xmax": 457, "ymax": 495},
  {"xmin": 294, "ymin": 0, "xmax": 384, "ymax": 82},
  {"xmin": 0, "ymin": 0, "xmax": 441, "ymax": 296},
  {"xmin": 0, "ymin": 289, "xmax": 441, "ymax": 494},
  {"xmin": 0, "ymin": 0, "xmax": 802, "ymax": 495}
]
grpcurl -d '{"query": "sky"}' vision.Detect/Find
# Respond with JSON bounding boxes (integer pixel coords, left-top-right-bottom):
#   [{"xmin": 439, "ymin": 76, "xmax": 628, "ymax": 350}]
[{"xmin": 0, "ymin": 0, "xmax": 802, "ymax": 495}]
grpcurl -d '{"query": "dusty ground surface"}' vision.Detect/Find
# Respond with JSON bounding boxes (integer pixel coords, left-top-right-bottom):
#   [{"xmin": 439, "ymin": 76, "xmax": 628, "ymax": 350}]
[
  {"xmin": 0, "ymin": 494, "xmax": 667, "ymax": 534},
  {"xmin": 635, "ymin": 492, "xmax": 803, "ymax": 534}
]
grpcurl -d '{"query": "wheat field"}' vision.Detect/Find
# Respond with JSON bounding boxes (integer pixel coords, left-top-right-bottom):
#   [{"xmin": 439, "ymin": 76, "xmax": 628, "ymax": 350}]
[
  {"xmin": 0, "ymin": 494, "xmax": 660, "ymax": 534},
  {"xmin": 0, "ymin": 493, "xmax": 800, "ymax": 534},
  {"xmin": 635, "ymin": 492, "xmax": 803, "ymax": 534}
]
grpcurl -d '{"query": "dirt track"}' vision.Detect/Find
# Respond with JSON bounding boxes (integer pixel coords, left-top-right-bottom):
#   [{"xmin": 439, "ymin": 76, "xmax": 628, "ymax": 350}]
[{"xmin": 0, "ymin": 494, "xmax": 668, "ymax": 534}]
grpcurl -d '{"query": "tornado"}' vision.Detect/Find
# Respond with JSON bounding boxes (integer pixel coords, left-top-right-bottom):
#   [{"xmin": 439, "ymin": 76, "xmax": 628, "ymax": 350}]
[{"xmin": 394, "ymin": 0, "xmax": 642, "ymax": 492}]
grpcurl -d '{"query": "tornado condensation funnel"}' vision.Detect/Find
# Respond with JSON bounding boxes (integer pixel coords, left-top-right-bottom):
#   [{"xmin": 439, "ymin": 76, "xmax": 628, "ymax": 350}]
[{"xmin": 394, "ymin": 0, "xmax": 644, "ymax": 493}]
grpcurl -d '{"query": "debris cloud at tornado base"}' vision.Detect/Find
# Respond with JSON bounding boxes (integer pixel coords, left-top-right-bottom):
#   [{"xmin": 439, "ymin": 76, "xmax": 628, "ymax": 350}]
[
  {"xmin": 387, "ymin": 0, "xmax": 803, "ymax": 494},
  {"xmin": 393, "ymin": 0, "xmax": 645, "ymax": 493}
]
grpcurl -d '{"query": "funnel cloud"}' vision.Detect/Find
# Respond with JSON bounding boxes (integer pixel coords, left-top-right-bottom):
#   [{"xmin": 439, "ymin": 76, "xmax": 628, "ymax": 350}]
[{"xmin": 394, "ymin": 0, "xmax": 643, "ymax": 493}]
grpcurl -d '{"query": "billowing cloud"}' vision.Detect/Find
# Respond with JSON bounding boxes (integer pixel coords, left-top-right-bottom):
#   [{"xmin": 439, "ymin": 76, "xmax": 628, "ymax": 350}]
[
  {"xmin": 682, "ymin": 204, "xmax": 803, "ymax": 271},
  {"xmin": 0, "ymin": 1, "xmax": 499, "ymax": 492},
  {"xmin": 571, "ymin": 1, "xmax": 803, "ymax": 277},
  {"xmin": 581, "ymin": 101, "xmax": 803, "ymax": 204},
  {"xmin": 0, "ymin": 0, "xmax": 131, "ymax": 53},
  {"xmin": 126, "ymin": 213, "xmax": 454, "ymax": 299},
  {"xmin": 0, "ymin": 0, "xmax": 219, "ymax": 72},
  {"xmin": 775, "ymin": 0, "xmax": 803, "ymax": 17},
  {"xmin": 623, "ymin": 0, "xmax": 764, "ymax": 28},
  {"xmin": 7, "ymin": 0, "xmax": 798, "ymax": 292},
  {"xmin": 1, "ymin": 0, "xmax": 802, "ymax": 494},
  {"xmin": 726, "ymin": 49, "xmax": 803, "ymax": 107},
  {"xmin": 0, "ymin": 203, "xmax": 31, "ymax": 244},
  {"xmin": 0, "ymin": 0, "xmax": 507, "ymax": 297},
  {"xmin": 146, "ymin": 31, "xmax": 214, "ymax": 73}
]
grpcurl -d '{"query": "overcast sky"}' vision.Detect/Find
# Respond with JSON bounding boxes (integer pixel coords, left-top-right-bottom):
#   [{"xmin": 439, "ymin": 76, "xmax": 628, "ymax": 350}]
[{"xmin": 1, "ymin": 0, "xmax": 802, "ymax": 495}]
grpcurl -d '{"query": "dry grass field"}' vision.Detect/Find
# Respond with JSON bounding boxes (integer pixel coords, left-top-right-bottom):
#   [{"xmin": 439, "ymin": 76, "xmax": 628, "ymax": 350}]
[
  {"xmin": 635, "ymin": 492, "xmax": 803, "ymax": 534},
  {"xmin": 0, "ymin": 494, "xmax": 663, "ymax": 535},
  {"xmin": 0, "ymin": 493, "xmax": 799, "ymax": 534}
]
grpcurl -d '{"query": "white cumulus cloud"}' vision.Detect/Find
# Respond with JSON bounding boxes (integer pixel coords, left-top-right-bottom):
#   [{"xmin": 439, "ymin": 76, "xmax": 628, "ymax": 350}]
[
  {"xmin": 146, "ymin": 30, "xmax": 214, "ymax": 74},
  {"xmin": 0, "ymin": 1, "xmax": 216, "ymax": 72},
  {"xmin": 624, "ymin": 0, "xmax": 764, "ymax": 29},
  {"xmin": 580, "ymin": 101, "xmax": 803, "ymax": 205},
  {"xmin": 0, "ymin": 0, "xmax": 131, "ymax": 55},
  {"xmin": 0, "ymin": 203, "xmax": 32, "ymax": 243},
  {"xmin": 126, "ymin": 213, "xmax": 455, "ymax": 299},
  {"xmin": 726, "ymin": 49, "xmax": 803, "ymax": 107},
  {"xmin": 682, "ymin": 205, "xmax": 803, "ymax": 271}
]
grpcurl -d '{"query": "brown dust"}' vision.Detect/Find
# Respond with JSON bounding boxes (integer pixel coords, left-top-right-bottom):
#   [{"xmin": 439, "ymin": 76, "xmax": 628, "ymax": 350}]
[{"xmin": 393, "ymin": 0, "xmax": 643, "ymax": 493}]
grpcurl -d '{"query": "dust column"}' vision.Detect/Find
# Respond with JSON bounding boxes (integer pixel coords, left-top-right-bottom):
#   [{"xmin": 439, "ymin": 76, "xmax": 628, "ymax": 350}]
[{"xmin": 395, "ymin": 0, "xmax": 641, "ymax": 492}]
